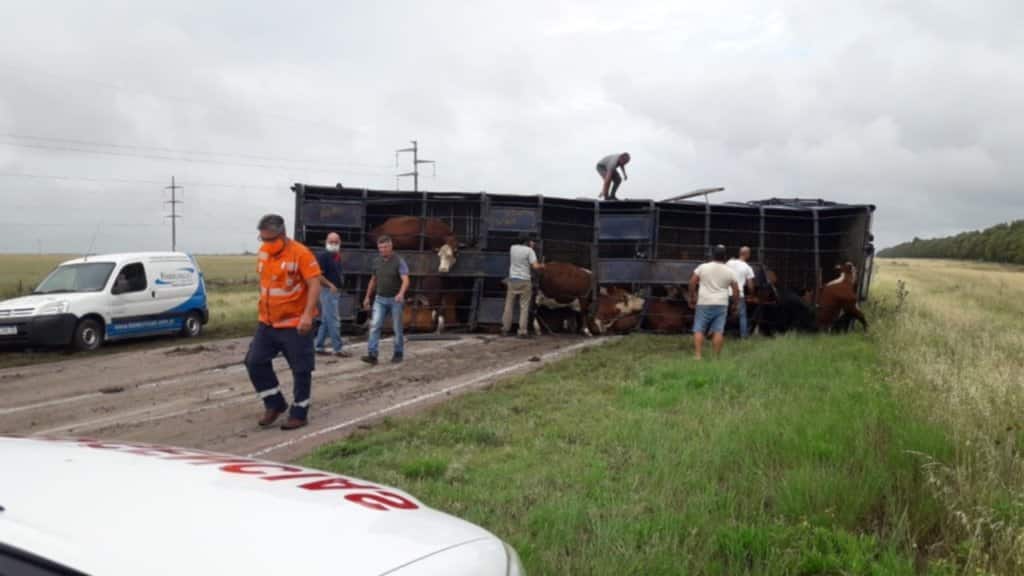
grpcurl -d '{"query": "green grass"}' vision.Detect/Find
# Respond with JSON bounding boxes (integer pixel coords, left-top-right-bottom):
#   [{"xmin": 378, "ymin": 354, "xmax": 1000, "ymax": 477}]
[
  {"xmin": 304, "ymin": 334, "xmax": 956, "ymax": 575},
  {"xmin": 0, "ymin": 254, "xmax": 256, "ymax": 297}
]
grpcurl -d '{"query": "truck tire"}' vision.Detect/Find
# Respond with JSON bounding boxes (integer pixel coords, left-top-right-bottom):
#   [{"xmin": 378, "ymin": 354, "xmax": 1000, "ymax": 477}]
[
  {"xmin": 180, "ymin": 311, "xmax": 203, "ymax": 338},
  {"xmin": 72, "ymin": 318, "xmax": 104, "ymax": 352}
]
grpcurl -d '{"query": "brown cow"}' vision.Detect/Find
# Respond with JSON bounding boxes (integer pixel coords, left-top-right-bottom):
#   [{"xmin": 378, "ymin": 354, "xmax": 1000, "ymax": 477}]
[
  {"xmin": 644, "ymin": 297, "xmax": 689, "ymax": 333},
  {"xmin": 370, "ymin": 216, "xmax": 459, "ymax": 273},
  {"xmin": 533, "ymin": 262, "xmax": 594, "ymax": 335},
  {"xmin": 594, "ymin": 286, "xmax": 645, "ymax": 334},
  {"xmin": 396, "ymin": 275, "xmax": 461, "ymax": 333},
  {"xmin": 817, "ymin": 262, "xmax": 867, "ymax": 332}
]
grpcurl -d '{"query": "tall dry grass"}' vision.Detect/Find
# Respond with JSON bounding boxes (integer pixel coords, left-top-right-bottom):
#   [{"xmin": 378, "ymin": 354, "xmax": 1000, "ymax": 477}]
[{"xmin": 873, "ymin": 259, "xmax": 1024, "ymax": 573}]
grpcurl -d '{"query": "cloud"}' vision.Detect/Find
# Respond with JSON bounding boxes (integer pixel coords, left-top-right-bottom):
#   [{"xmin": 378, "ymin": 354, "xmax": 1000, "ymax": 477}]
[{"xmin": 0, "ymin": 0, "xmax": 1021, "ymax": 255}]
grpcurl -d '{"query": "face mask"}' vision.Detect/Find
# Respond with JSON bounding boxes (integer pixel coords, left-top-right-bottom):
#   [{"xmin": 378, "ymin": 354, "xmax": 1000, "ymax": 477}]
[
  {"xmin": 261, "ymin": 235, "xmax": 285, "ymax": 254},
  {"xmin": 325, "ymin": 243, "xmax": 340, "ymax": 253}
]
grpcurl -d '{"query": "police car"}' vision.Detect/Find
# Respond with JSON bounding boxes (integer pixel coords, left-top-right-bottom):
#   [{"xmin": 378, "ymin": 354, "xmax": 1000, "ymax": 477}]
[
  {"xmin": 0, "ymin": 436, "xmax": 525, "ymax": 576},
  {"xmin": 0, "ymin": 253, "xmax": 208, "ymax": 351}
]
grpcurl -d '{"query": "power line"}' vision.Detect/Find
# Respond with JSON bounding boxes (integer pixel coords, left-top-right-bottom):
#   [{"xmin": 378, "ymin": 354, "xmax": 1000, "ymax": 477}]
[
  {"xmin": 0, "ymin": 220, "xmax": 254, "ymax": 232},
  {"xmin": 1, "ymin": 140, "xmax": 394, "ymax": 175},
  {"xmin": 0, "ymin": 133, "xmax": 391, "ymax": 171},
  {"xmin": 0, "ymin": 170, "xmax": 281, "ymax": 190}
]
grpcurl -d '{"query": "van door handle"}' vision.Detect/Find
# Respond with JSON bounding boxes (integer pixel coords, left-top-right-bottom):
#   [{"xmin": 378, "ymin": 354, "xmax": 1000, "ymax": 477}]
[{"xmin": 151, "ymin": 291, "xmax": 157, "ymax": 298}]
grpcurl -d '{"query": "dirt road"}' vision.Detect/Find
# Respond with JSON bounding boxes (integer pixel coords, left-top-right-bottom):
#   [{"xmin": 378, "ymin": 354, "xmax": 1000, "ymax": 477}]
[{"xmin": 0, "ymin": 334, "xmax": 611, "ymax": 461}]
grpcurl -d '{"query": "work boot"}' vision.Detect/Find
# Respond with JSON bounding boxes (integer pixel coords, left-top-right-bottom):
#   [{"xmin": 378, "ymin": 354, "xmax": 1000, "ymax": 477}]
[
  {"xmin": 391, "ymin": 354, "xmax": 403, "ymax": 364},
  {"xmin": 258, "ymin": 406, "xmax": 287, "ymax": 428},
  {"xmin": 280, "ymin": 417, "xmax": 308, "ymax": 431},
  {"xmin": 361, "ymin": 354, "xmax": 378, "ymax": 365}
]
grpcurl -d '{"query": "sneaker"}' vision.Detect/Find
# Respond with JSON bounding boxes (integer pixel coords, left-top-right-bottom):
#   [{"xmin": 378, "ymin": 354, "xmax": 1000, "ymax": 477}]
[
  {"xmin": 361, "ymin": 355, "xmax": 378, "ymax": 365},
  {"xmin": 335, "ymin": 350, "xmax": 352, "ymax": 358},
  {"xmin": 315, "ymin": 348, "xmax": 330, "ymax": 356},
  {"xmin": 391, "ymin": 355, "xmax": 403, "ymax": 364}
]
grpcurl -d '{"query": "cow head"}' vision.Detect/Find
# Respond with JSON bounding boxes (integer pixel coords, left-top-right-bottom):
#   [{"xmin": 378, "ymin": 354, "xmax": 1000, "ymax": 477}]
[
  {"xmin": 595, "ymin": 287, "xmax": 645, "ymax": 334},
  {"xmin": 437, "ymin": 236, "xmax": 458, "ymax": 273},
  {"xmin": 616, "ymin": 291, "xmax": 645, "ymax": 316},
  {"xmin": 829, "ymin": 262, "xmax": 857, "ymax": 286}
]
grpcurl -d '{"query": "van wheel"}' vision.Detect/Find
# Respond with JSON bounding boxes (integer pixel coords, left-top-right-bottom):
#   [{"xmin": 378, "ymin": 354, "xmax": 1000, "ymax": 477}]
[
  {"xmin": 73, "ymin": 319, "xmax": 104, "ymax": 351},
  {"xmin": 181, "ymin": 312, "xmax": 203, "ymax": 338}
]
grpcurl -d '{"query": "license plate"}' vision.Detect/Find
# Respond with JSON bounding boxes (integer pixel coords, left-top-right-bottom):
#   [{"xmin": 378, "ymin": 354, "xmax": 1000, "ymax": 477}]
[{"xmin": 0, "ymin": 326, "xmax": 17, "ymax": 336}]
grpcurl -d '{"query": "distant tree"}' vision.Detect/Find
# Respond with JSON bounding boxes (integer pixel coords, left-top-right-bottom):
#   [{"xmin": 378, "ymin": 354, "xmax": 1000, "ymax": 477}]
[{"xmin": 879, "ymin": 219, "xmax": 1024, "ymax": 264}]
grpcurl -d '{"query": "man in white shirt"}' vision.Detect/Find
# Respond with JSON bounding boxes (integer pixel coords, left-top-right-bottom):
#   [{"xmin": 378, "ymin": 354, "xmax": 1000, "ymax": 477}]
[
  {"xmin": 726, "ymin": 246, "xmax": 756, "ymax": 338},
  {"xmin": 502, "ymin": 233, "xmax": 545, "ymax": 337},
  {"xmin": 688, "ymin": 245, "xmax": 741, "ymax": 360}
]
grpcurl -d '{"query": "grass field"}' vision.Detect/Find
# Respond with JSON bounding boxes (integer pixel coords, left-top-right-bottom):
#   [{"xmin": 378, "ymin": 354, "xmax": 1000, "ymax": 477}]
[
  {"xmin": 4, "ymin": 253, "xmax": 1024, "ymax": 572},
  {"xmin": 300, "ymin": 259, "xmax": 1024, "ymax": 575},
  {"xmin": 0, "ymin": 254, "xmax": 257, "ymax": 298},
  {"xmin": 0, "ymin": 254, "xmax": 257, "ymax": 368}
]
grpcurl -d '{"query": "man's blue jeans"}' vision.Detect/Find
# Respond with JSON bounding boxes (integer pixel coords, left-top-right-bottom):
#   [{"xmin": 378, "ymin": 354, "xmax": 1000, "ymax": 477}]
[
  {"xmin": 367, "ymin": 296, "xmax": 404, "ymax": 358},
  {"xmin": 315, "ymin": 291, "xmax": 344, "ymax": 353}
]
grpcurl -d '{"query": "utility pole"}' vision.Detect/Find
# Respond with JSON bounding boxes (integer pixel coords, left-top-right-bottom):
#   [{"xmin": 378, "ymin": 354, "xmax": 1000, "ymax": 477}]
[
  {"xmin": 395, "ymin": 140, "xmax": 436, "ymax": 192},
  {"xmin": 164, "ymin": 176, "xmax": 184, "ymax": 251}
]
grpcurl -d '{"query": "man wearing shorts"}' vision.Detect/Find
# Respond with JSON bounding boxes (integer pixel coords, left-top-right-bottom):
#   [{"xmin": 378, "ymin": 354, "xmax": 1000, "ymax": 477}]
[{"xmin": 688, "ymin": 245, "xmax": 740, "ymax": 360}]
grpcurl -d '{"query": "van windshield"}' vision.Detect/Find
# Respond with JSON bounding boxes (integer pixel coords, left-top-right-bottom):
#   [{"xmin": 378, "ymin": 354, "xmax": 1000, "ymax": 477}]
[{"xmin": 34, "ymin": 263, "xmax": 116, "ymax": 294}]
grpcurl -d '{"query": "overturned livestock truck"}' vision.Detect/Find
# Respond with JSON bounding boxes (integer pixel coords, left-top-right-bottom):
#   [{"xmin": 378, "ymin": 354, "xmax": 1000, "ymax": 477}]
[{"xmin": 292, "ymin": 184, "xmax": 876, "ymax": 334}]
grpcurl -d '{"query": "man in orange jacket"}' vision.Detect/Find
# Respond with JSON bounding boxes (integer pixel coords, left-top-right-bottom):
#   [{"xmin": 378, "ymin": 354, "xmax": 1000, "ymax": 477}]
[{"xmin": 245, "ymin": 214, "xmax": 322, "ymax": 430}]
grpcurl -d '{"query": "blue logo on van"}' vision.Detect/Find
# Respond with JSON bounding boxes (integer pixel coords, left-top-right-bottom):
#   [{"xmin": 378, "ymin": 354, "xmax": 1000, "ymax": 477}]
[{"xmin": 155, "ymin": 267, "xmax": 197, "ymax": 286}]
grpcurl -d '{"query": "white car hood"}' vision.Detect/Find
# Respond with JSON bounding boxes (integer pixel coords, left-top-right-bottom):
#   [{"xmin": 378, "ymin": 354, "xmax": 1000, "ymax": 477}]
[
  {"xmin": 0, "ymin": 292, "xmax": 96, "ymax": 312},
  {"xmin": 0, "ymin": 436, "xmax": 501, "ymax": 576}
]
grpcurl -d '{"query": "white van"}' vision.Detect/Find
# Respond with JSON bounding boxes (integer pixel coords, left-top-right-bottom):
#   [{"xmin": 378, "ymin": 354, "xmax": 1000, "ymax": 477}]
[{"xmin": 0, "ymin": 252, "xmax": 209, "ymax": 351}]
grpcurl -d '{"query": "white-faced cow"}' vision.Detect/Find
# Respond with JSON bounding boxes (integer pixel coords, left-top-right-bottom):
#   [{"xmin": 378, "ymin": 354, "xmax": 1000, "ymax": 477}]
[
  {"xmin": 593, "ymin": 286, "xmax": 645, "ymax": 334},
  {"xmin": 533, "ymin": 262, "xmax": 595, "ymax": 336},
  {"xmin": 370, "ymin": 216, "xmax": 459, "ymax": 273},
  {"xmin": 817, "ymin": 261, "xmax": 868, "ymax": 332}
]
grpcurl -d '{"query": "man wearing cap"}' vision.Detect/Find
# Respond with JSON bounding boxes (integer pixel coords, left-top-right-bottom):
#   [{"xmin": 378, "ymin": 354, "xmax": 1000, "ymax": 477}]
[
  {"xmin": 245, "ymin": 214, "xmax": 322, "ymax": 430},
  {"xmin": 502, "ymin": 232, "xmax": 545, "ymax": 338},
  {"xmin": 688, "ymin": 245, "xmax": 741, "ymax": 360}
]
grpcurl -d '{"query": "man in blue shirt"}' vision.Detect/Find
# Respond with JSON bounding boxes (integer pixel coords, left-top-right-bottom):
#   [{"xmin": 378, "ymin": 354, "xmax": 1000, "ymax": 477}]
[{"xmin": 315, "ymin": 232, "xmax": 350, "ymax": 357}]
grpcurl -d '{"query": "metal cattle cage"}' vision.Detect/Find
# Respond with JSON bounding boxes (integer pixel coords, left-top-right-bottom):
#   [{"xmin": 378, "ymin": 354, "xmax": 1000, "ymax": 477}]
[{"xmin": 293, "ymin": 184, "xmax": 876, "ymax": 333}]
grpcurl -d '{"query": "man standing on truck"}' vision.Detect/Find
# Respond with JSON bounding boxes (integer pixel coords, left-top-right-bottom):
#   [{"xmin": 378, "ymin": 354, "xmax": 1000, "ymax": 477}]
[
  {"xmin": 502, "ymin": 232, "xmax": 545, "ymax": 338},
  {"xmin": 597, "ymin": 152, "xmax": 630, "ymax": 200},
  {"xmin": 361, "ymin": 235, "xmax": 411, "ymax": 365},
  {"xmin": 245, "ymin": 214, "xmax": 322, "ymax": 431},
  {"xmin": 315, "ymin": 232, "xmax": 350, "ymax": 357}
]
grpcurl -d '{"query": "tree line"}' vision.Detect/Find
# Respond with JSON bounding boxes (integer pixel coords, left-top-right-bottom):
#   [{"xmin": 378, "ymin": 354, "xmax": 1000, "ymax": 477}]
[{"xmin": 878, "ymin": 220, "xmax": 1024, "ymax": 264}]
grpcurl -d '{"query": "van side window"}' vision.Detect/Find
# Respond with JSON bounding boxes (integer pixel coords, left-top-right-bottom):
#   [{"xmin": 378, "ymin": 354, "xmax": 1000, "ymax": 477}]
[{"xmin": 113, "ymin": 263, "xmax": 147, "ymax": 294}]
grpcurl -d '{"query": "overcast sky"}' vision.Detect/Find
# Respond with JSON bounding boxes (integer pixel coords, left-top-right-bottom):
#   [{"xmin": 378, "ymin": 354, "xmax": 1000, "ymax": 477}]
[{"xmin": 1, "ymin": 0, "xmax": 1021, "ymax": 255}]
